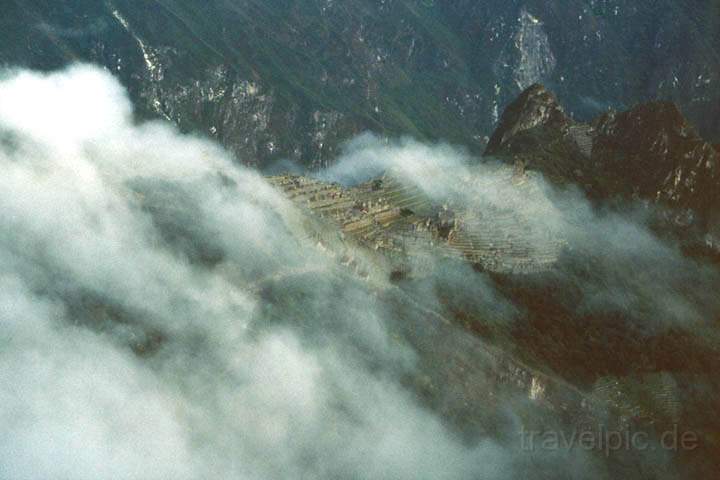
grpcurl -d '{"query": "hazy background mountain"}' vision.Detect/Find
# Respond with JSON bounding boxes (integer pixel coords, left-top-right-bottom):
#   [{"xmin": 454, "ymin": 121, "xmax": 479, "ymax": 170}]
[{"xmin": 4, "ymin": 0, "xmax": 719, "ymax": 168}]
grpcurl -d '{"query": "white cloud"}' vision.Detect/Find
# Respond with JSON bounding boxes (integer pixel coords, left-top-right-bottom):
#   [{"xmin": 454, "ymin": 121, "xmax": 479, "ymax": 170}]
[
  {"xmin": 0, "ymin": 66, "xmax": 514, "ymax": 480},
  {"xmin": 1, "ymin": 64, "xmax": 711, "ymax": 480}
]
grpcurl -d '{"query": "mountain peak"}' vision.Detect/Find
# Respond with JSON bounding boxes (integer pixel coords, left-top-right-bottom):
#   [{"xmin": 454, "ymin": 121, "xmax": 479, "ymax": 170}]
[
  {"xmin": 594, "ymin": 101, "xmax": 697, "ymax": 141},
  {"xmin": 486, "ymin": 87, "xmax": 720, "ymax": 219},
  {"xmin": 485, "ymin": 84, "xmax": 570, "ymax": 156}
]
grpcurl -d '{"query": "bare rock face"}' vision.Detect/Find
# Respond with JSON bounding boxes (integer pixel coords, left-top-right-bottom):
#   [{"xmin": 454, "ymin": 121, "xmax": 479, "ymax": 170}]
[
  {"xmin": 485, "ymin": 84, "xmax": 571, "ymax": 155},
  {"xmin": 5, "ymin": 1, "xmax": 720, "ymax": 168},
  {"xmin": 592, "ymin": 102, "xmax": 720, "ymax": 215},
  {"xmin": 484, "ymin": 84, "xmax": 596, "ymax": 189},
  {"xmin": 486, "ymin": 85, "xmax": 720, "ymax": 223}
]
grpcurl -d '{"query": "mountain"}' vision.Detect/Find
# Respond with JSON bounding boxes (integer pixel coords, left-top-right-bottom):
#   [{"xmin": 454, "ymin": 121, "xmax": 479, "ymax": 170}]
[
  {"xmin": 264, "ymin": 157, "xmax": 720, "ymax": 479},
  {"xmin": 486, "ymin": 84, "xmax": 720, "ymax": 247},
  {"xmin": 4, "ymin": 0, "xmax": 719, "ymax": 168},
  {"xmin": 266, "ymin": 166, "xmax": 565, "ymax": 275},
  {"xmin": 3, "ymin": 4, "xmax": 720, "ymax": 478}
]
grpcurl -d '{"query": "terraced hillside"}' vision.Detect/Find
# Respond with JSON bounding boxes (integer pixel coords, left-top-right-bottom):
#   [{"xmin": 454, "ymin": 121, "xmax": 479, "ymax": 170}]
[
  {"xmin": 268, "ymin": 164, "xmax": 565, "ymax": 275},
  {"xmin": 265, "ymin": 165, "xmax": 720, "ymax": 478}
]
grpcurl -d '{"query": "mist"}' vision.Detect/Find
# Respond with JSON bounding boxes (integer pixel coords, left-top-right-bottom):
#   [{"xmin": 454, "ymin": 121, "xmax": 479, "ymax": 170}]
[
  {"xmin": 0, "ymin": 65, "xmax": 544, "ymax": 480},
  {"xmin": 322, "ymin": 133, "xmax": 720, "ymax": 330},
  {"xmin": 1, "ymin": 65, "xmax": 715, "ymax": 480}
]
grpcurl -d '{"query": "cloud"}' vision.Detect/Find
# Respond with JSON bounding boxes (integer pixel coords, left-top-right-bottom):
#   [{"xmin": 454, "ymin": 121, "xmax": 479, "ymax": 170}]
[
  {"xmin": 323, "ymin": 133, "xmax": 720, "ymax": 329},
  {"xmin": 1, "ymin": 65, "xmax": 713, "ymax": 480},
  {"xmin": 0, "ymin": 65, "xmax": 531, "ymax": 480}
]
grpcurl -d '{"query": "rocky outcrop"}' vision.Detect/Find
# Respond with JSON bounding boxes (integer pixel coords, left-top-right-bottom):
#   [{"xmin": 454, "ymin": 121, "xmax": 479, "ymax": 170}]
[
  {"xmin": 486, "ymin": 85, "xmax": 720, "ymax": 224},
  {"xmin": 484, "ymin": 84, "xmax": 596, "ymax": 188},
  {"xmin": 485, "ymin": 84, "xmax": 571, "ymax": 155},
  {"xmin": 592, "ymin": 102, "xmax": 720, "ymax": 215}
]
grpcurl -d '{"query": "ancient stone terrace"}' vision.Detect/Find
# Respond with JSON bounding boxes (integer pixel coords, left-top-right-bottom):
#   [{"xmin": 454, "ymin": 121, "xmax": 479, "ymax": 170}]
[
  {"xmin": 566, "ymin": 124, "xmax": 595, "ymax": 158},
  {"xmin": 267, "ymin": 167, "xmax": 565, "ymax": 275}
]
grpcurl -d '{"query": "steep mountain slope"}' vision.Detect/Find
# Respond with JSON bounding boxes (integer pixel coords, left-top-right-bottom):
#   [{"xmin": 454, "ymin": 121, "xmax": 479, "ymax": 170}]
[
  {"xmin": 4, "ymin": 0, "xmax": 719, "ymax": 168},
  {"xmin": 267, "ymin": 166, "xmax": 566, "ymax": 275},
  {"xmin": 2, "ymin": 59, "xmax": 720, "ymax": 479},
  {"xmin": 486, "ymin": 84, "xmax": 720, "ymax": 233},
  {"xmin": 264, "ymin": 158, "xmax": 720, "ymax": 480}
]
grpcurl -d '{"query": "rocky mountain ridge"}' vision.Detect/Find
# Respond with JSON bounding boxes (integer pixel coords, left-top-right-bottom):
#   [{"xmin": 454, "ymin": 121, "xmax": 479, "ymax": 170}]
[
  {"xmin": 4, "ymin": 0, "xmax": 720, "ymax": 169},
  {"xmin": 486, "ymin": 83, "xmax": 720, "ymax": 239}
]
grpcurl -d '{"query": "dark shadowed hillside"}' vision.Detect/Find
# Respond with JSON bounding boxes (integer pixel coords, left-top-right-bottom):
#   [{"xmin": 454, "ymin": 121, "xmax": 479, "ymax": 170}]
[
  {"xmin": 2, "ymin": 4, "xmax": 720, "ymax": 479},
  {"xmin": 485, "ymin": 83, "xmax": 720, "ymax": 254},
  {"xmin": 3, "ymin": 0, "xmax": 719, "ymax": 168}
]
